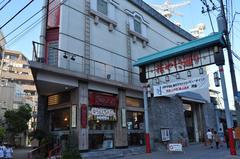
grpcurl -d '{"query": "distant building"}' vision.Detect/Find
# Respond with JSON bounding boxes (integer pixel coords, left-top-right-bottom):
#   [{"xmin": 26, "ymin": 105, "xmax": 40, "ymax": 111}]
[{"xmin": 0, "ymin": 49, "xmax": 37, "ymax": 146}]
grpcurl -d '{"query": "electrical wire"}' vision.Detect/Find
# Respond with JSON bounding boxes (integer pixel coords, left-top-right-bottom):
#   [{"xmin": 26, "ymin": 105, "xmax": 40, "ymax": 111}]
[
  {"xmin": 0, "ymin": 0, "xmax": 6, "ymax": 6},
  {"xmin": 0, "ymin": 8, "xmax": 42, "ymax": 42},
  {"xmin": 2, "ymin": 0, "xmax": 63, "ymax": 48},
  {"xmin": 0, "ymin": 0, "xmax": 58, "ymax": 43},
  {"xmin": 0, "ymin": 0, "xmax": 34, "ymax": 30},
  {"xmin": 0, "ymin": 0, "xmax": 11, "ymax": 11}
]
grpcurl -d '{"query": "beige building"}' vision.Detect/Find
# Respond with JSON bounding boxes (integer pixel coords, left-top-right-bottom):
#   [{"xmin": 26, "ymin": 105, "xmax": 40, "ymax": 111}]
[{"xmin": 0, "ymin": 49, "xmax": 38, "ymax": 145}]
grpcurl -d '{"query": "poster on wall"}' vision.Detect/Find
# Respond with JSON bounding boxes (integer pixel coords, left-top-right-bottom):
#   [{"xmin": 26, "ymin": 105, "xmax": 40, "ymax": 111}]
[
  {"xmin": 153, "ymin": 75, "xmax": 209, "ymax": 97},
  {"xmin": 71, "ymin": 105, "xmax": 77, "ymax": 128},
  {"xmin": 121, "ymin": 108, "xmax": 126, "ymax": 128}
]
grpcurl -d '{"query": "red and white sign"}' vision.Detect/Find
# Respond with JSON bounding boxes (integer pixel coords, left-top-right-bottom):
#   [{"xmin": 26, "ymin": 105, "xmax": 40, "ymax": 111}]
[
  {"xmin": 146, "ymin": 48, "xmax": 215, "ymax": 79},
  {"xmin": 153, "ymin": 76, "xmax": 209, "ymax": 97}
]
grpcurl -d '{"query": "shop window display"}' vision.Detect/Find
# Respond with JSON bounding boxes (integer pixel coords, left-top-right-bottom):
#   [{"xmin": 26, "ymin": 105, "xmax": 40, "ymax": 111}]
[
  {"xmin": 127, "ymin": 111, "xmax": 144, "ymax": 130},
  {"xmin": 51, "ymin": 108, "xmax": 70, "ymax": 131}
]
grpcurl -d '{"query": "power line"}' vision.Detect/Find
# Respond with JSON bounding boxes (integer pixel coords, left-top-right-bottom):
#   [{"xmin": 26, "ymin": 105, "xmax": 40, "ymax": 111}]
[
  {"xmin": 2, "ymin": 0, "xmax": 63, "ymax": 48},
  {"xmin": 0, "ymin": 0, "xmax": 59, "ymax": 42},
  {"xmin": 0, "ymin": 0, "xmax": 6, "ymax": 6},
  {"xmin": 0, "ymin": 8, "xmax": 42, "ymax": 42},
  {"xmin": 0, "ymin": 0, "xmax": 11, "ymax": 11},
  {"xmin": 63, "ymin": 3, "xmax": 179, "ymax": 46},
  {"xmin": 201, "ymin": 0, "xmax": 216, "ymax": 33},
  {"xmin": 0, "ymin": 0, "xmax": 34, "ymax": 30}
]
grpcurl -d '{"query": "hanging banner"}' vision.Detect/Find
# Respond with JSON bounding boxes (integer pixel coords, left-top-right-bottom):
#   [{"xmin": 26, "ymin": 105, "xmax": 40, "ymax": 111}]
[{"xmin": 153, "ymin": 75, "xmax": 209, "ymax": 97}]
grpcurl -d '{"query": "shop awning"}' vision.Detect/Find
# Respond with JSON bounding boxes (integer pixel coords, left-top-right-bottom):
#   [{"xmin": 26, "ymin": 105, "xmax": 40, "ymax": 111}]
[
  {"xmin": 177, "ymin": 92, "xmax": 206, "ymax": 104},
  {"xmin": 134, "ymin": 32, "xmax": 226, "ymax": 67}
]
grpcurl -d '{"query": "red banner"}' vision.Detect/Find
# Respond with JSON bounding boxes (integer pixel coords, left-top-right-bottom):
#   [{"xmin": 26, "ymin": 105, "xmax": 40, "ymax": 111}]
[
  {"xmin": 81, "ymin": 104, "xmax": 87, "ymax": 128},
  {"xmin": 89, "ymin": 93, "xmax": 118, "ymax": 108}
]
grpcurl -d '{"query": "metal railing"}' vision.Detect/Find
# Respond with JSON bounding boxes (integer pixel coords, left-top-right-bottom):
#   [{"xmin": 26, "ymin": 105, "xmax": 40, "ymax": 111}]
[
  {"xmin": 48, "ymin": 144, "xmax": 62, "ymax": 159},
  {"xmin": 32, "ymin": 41, "xmax": 141, "ymax": 86},
  {"xmin": 27, "ymin": 143, "xmax": 50, "ymax": 159}
]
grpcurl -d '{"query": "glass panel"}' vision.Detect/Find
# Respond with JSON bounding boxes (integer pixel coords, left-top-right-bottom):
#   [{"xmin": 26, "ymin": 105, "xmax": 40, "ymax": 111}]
[
  {"xmin": 97, "ymin": 0, "xmax": 108, "ymax": 15},
  {"xmin": 134, "ymin": 16, "xmax": 141, "ymax": 34},
  {"xmin": 89, "ymin": 120, "xmax": 114, "ymax": 130},
  {"xmin": 128, "ymin": 133, "xmax": 144, "ymax": 146},
  {"xmin": 89, "ymin": 134, "xmax": 113, "ymax": 149},
  {"xmin": 51, "ymin": 108, "xmax": 70, "ymax": 131},
  {"xmin": 48, "ymin": 41, "xmax": 58, "ymax": 66},
  {"xmin": 127, "ymin": 111, "xmax": 144, "ymax": 130}
]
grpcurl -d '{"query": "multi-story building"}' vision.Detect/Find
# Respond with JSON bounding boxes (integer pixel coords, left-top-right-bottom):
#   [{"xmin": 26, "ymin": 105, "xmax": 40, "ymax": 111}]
[
  {"xmin": 0, "ymin": 49, "xmax": 38, "ymax": 145},
  {"xmin": 30, "ymin": 0, "xmax": 217, "ymax": 151}
]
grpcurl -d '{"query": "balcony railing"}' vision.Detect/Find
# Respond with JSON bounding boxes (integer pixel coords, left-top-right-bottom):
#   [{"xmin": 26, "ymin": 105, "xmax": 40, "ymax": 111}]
[{"xmin": 32, "ymin": 41, "xmax": 141, "ymax": 86}]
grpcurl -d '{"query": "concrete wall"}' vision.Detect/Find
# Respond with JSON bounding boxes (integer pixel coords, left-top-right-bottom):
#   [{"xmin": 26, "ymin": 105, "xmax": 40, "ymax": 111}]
[
  {"xmin": 58, "ymin": 0, "xmax": 190, "ymax": 83},
  {"xmin": 149, "ymin": 96, "xmax": 188, "ymax": 144}
]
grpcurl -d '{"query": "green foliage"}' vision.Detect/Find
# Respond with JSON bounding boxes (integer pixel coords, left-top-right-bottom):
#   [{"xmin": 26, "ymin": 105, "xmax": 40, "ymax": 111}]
[
  {"xmin": 4, "ymin": 104, "xmax": 32, "ymax": 134},
  {"xmin": 62, "ymin": 147, "xmax": 82, "ymax": 159},
  {"xmin": 0, "ymin": 126, "xmax": 5, "ymax": 141}
]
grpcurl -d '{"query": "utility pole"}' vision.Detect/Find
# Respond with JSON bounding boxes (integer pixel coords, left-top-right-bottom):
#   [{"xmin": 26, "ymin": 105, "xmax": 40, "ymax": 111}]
[
  {"xmin": 217, "ymin": 0, "xmax": 239, "ymax": 155},
  {"xmin": 143, "ymin": 83, "xmax": 151, "ymax": 153},
  {"xmin": 218, "ymin": 0, "xmax": 240, "ymax": 125},
  {"xmin": 218, "ymin": 65, "xmax": 236, "ymax": 155}
]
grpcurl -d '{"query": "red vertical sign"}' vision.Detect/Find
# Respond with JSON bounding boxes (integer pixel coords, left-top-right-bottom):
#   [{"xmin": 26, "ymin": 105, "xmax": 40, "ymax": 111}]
[
  {"xmin": 81, "ymin": 104, "xmax": 87, "ymax": 128},
  {"xmin": 48, "ymin": 0, "xmax": 60, "ymax": 27}
]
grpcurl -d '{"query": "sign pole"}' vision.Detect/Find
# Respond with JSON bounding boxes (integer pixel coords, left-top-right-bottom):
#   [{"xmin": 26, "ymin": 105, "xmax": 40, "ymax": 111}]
[
  {"xmin": 219, "ymin": 65, "xmax": 236, "ymax": 155},
  {"xmin": 143, "ymin": 83, "xmax": 151, "ymax": 153}
]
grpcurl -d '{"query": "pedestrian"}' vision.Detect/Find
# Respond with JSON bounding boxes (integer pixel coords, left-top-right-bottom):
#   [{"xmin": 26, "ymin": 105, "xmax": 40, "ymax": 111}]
[
  {"xmin": 213, "ymin": 131, "xmax": 220, "ymax": 149},
  {"xmin": 4, "ymin": 144, "xmax": 13, "ymax": 159},
  {"xmin": 218, "ymin": 128, "xmax": 224, "ymax": 147},
  {"xmin": 0, "ymin": 142, "xmax": 6, "ymax": 159},
  {"xmin": 206, "ymin": 129, "xmax": 213, "ymax": 148}
]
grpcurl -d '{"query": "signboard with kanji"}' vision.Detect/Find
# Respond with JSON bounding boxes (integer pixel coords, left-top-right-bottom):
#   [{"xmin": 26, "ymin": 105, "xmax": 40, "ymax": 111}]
[{"xmin": 146, "ymin": 48, "xmax": 215, "ymax": 79}]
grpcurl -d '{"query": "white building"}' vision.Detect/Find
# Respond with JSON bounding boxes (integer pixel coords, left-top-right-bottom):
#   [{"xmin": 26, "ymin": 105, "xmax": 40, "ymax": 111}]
[{"xmin": 30, "ymin": 0, "xmax": 216, "ymax": 151}]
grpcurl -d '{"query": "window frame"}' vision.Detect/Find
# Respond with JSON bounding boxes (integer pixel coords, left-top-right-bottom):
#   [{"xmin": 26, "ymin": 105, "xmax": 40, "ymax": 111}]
[
  {"xmin": 134, "ymin": 15, "xmax": 142, "ymax": 34},
  {"xmin": 97, "ymin": 0, "xmax": 108, "ymax": 16}
]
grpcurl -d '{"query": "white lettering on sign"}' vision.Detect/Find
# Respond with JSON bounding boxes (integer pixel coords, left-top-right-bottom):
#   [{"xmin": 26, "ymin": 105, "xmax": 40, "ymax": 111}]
[
  {"xmin": 88, "ymin": 107, "xmax": 117, "ymax": 121},
  {"xmin": 146, "ymin": 48, "xmax": 214, "ymax": 79},
  {"xmin": 168, "ymin": 143, "xmax": 183, "ymax": 152},
  {"xmin": 153, "ymin": 76, "xmax": 209, "ymax": 97}
]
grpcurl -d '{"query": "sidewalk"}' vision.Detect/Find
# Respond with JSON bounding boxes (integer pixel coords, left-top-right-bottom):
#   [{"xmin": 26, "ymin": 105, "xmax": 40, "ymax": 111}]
[
  {"xmin": 13, "ymin": 148, "xmax": 31, "ymax": 159},
  {"xmin": 123, "ymin": 144, "xmax": 240, "ymax": 159}
]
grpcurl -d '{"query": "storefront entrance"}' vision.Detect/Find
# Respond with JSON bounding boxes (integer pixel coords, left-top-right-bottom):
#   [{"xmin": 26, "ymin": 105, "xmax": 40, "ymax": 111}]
[
  {"xmin": 184, "ymin": 109, "xmax": 195, "ymax": 142},
  {"xmin": 183, "ymin": 103, "xmax": 204, "ymax": 143},
  {"xmin": 88, "ymin": 92, "xmax": 118, "ymax": 150}
]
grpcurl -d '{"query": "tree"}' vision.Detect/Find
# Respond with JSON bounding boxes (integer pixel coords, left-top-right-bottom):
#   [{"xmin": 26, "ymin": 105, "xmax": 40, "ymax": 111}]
[
  {"xmin": 0, "ymin": 126, "xmax": 5, "ymax": 142},
  {"xmin": 4, "ymin": 104, "xmax": 32, "ymax": 144}
]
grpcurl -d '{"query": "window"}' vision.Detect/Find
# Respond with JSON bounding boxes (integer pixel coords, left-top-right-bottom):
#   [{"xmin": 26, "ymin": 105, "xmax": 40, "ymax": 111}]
[
  {"xmin": 127, "ymin": 111, "xmax": 144, "ymax": 130},
  {"xmin": 134, "ymin": 16, "xmax": 141, "ymax": 34},
  {"xmin": 51, "ymin": 108, "xmax": 70, "ymax": 131},
  {"xmin": 97, "ymin": 0, "xmax": 108, "ymax": 16}
]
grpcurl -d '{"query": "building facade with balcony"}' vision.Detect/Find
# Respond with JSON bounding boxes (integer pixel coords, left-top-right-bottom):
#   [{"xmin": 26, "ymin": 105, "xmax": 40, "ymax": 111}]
[
  {"xmin": 0, "ymin": 49, "xmax": 38, "ymax": 145},
  {"xmin": 30, "ymin": 0, "xmax": 217, "ymax": 151}
]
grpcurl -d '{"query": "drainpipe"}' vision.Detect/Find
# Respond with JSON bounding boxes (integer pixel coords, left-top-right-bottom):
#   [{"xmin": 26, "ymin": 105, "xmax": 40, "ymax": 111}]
[{"xmin": 39, "ymin": 0, "xmax": 48, "ymax": 62}]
